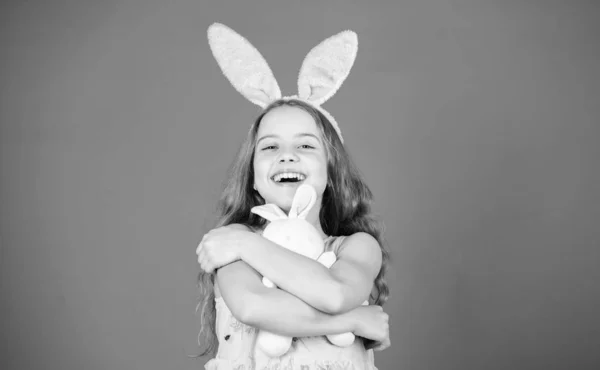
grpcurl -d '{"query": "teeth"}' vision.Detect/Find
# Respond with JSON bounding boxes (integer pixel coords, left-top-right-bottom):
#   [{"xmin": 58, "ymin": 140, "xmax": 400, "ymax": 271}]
[{"xmin": 272, "ymin": 172, "xmax": 306, "ymax": 182}]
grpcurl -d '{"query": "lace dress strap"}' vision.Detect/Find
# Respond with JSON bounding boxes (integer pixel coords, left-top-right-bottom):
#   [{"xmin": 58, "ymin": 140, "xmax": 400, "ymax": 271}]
[{"xmin": 324, "ymin": 235, "xmax": 348, "ymax": 255}]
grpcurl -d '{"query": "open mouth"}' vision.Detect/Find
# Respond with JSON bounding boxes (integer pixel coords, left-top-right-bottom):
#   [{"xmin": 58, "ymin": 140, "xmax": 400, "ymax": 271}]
[{"xmin": 271, "ymin": 172, "xmax": 306, "ymax": 184}]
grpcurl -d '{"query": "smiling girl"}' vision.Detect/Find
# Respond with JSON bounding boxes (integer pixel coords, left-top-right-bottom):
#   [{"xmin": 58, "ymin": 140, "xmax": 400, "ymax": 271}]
[{"xmin": 195, "ymin": 24, "xmax": 391, "ymax": 370}]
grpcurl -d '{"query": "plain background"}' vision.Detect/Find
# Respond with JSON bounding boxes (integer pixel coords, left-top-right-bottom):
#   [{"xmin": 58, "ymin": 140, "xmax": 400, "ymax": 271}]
[{"xmin": 1, "ymin": 1, "xmax": 599, "ymax": 369}]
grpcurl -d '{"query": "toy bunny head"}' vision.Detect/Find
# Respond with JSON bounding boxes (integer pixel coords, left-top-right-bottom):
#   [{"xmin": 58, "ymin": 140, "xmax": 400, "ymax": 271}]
[{"xmin": 251, "ymin": 184, "xmax": 324, "ymax": 260}]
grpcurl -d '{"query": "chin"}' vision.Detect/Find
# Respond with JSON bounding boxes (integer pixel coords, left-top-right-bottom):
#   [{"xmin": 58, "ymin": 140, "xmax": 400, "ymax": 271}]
[
  {"xmin": 258, "ymin": 181, "xmax": 323, "ymax": 211},
  {"xmin": 269, "ymin": 196, "xmax": 293, "ymax": 212},
  {"xmin": 262, "ymin": 183, "xmax": 298, "ymax": 205}
]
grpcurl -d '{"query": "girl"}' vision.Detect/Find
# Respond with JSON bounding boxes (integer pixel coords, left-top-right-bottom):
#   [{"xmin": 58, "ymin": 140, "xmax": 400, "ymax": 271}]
[
  {"xmin": 196, "ymin": 23, "xmax": 391, "ymax": 369},
  {"xmin": 196, "ymin": 100, "xmax": 391, "ymax": 370}
]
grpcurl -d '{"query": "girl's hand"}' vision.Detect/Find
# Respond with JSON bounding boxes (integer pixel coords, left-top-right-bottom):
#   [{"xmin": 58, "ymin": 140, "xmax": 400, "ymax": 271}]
[
  {"xmin": 348, "ymin": 305, "xmax": 390, "ymax": 351},
  {"xmin": 196, "ymin": 224, "xmax": 253, "ymax": 274}
]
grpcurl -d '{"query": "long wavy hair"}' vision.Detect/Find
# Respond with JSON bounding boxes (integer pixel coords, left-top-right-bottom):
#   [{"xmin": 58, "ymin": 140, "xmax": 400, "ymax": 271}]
[{"xmin": 194, "ymin": 99, "xmax": 390, "ymax": 357}]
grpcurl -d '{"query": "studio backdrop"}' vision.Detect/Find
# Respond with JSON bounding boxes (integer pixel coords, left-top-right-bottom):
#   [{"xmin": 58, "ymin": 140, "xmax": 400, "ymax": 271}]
[{"xmin": 1, "ymin": 1, "xmax": 599, "ymax": 370}]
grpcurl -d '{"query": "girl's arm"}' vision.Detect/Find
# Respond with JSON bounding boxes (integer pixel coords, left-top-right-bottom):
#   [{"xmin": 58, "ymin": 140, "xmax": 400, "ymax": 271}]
[
  {"xmin": 216, "ymin": 260, "xmax": 359, "ymax": 337},
  {"xmin": 238, "ymin": 228, "xmax": 382, "ymax": 315}
]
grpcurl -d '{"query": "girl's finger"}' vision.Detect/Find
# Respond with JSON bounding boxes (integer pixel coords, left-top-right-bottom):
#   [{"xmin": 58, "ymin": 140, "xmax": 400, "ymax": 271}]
[
  {"xmin": 198, "ymin": 252, "xmax": 208, "ymax": 269},
  {"xmin": 201, "ymin": 261, "xmax": 211, "ymax": 274},
  {"xmin": 373, "ymin": 344, "xmax": 385, "ymax": 351},
  {"xmin": 373, "ymin": 339, "xmax": 391, "ymax": 351},
  {"xmin": 196, "ymin": 238, "xmax": 207, "ymax": 255}
]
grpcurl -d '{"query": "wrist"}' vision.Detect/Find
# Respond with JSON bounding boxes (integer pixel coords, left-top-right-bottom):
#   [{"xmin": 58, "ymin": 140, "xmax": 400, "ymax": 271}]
[
  {"xmin": 238, "ymin": 231, "xmax": 258, "ymax": 261},
  {"xmin": 338, "ymin": 309, "xmax": 359, "ymax": 335}
]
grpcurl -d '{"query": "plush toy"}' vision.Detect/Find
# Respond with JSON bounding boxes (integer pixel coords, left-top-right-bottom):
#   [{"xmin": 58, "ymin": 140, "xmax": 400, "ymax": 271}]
[{"xmin": 250, "ymin": 184, "xmax": 364, "ymax": 357}]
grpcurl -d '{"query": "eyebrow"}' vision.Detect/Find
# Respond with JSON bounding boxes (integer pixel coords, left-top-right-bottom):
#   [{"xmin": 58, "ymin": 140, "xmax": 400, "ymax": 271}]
[{"xmin": 256, "ymin": 133, "xmax": 322, "ymax": 145}]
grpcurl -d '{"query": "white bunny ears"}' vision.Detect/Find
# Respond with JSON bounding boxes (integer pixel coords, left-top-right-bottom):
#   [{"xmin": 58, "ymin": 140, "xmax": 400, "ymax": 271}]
[
  {"xmin": 250, "ymin": 184, "xmax": 318, "ymax": 221},
  {"xmin": 207, "ymin": 22, "xmax": 359, "ymax": 143}
]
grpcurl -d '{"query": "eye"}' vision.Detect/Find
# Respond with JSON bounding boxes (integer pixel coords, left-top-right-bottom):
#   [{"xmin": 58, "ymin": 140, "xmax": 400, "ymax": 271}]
[
  {"xmin": 261, "ymin": 145, "xmax": 278, "ymax": 151},
  {"xmin": 299, "ymin": 144, "xmax": 314, "ymax": 149}
]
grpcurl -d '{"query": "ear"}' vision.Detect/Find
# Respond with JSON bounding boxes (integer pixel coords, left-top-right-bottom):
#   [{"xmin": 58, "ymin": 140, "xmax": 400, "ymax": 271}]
[
  {"xmin": 251, "ymin": 204, "xmax": 288, "ymax": 222},
  {"xmin": 288, "ymin": 184, "xmax": 317, "ymax": 219},
  {"xmin": 296, "ymin": 30, "xmax": 358, "ymax": 107},
  {"xmin": 207, "ymin": 23, "xmax": 282, "ymax": 108}
]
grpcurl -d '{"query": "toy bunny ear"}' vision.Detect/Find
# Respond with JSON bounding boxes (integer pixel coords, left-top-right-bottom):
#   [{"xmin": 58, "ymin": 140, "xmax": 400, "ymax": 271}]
[
  {"xmin": 289, "ymin": 184, "xmax": 317, "ymax": 219},
  {"xmin": 296, "ymin": 30, "xmax": 358, "ymax": 107},
  {"xmin": 207, "ymin": 23, "xmax": 282, "ymax": 108},
  {"xmin": 251, "ymin": 204, "xmax": 288, "ymax": 222}
]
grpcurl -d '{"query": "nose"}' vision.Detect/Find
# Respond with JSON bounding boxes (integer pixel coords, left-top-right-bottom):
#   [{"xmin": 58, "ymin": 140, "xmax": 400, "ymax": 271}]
[{"xmin": 278, "ymin": 148, "xmax": 299, "ymax": 163}]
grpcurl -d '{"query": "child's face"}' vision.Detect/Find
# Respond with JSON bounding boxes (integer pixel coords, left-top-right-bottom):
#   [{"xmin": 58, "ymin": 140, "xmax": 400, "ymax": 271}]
[{"xmin": 253, "ymin": 105, "xmax": 328, "ymax": 212}]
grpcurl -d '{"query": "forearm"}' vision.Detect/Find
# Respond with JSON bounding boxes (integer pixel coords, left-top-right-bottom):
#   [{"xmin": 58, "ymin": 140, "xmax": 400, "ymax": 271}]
[
  {"xmin": 216, "ymin": 260, "xmax": 353, "ymax": 337},
  {"xmin": 244, "ymin": 287, "xmax": 355, "ymax": 337},
  {"xmin": 239, "ymin": 233, "xmax": 342, "ymax": 312}
]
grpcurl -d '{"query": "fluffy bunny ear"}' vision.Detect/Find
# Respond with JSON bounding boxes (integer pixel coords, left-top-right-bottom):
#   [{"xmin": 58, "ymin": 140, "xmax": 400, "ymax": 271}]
[
  {"xmin": 296, "ymin": 30, "xmax": 358, "ymax": 107},
  {"xmin": 288, "ymin": 184, "xmax": 317, "ymax": 219},
  {"xmin": 251, "ymin": 204, "xmax": 288, "ymax": 222},
  {"xmin": 207, "ymin": 23, "xmax": 282, "ymax": 108}
]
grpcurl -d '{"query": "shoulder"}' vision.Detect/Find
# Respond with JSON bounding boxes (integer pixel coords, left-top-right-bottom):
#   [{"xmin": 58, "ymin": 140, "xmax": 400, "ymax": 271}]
[
  {"xmin": 226, "ymin": 223, "xmax": 251, "ymax": 230},
  {"xmin": 344, "ymin": 231, "xmax": 379, "ymax": 244},
  {"xmin": 340, "ymin": 232, "xmax": 381, "ymax": 252},
  {"xmin": 226, "ymin": 223, "xmax": 262, "ymax": 234},
  {"xmin": 337, "ymin": 232, "xmax": 382, "ymax": 265}
]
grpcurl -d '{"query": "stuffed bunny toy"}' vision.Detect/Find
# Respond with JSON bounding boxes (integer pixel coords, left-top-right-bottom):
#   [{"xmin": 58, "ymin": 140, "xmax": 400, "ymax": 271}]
[{"xmin": 250, "ymin": 184, "xmax": 363, "ymax": 357}]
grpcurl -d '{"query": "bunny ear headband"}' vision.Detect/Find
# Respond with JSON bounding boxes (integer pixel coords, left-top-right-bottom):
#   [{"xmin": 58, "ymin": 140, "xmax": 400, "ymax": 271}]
[{"xmin": 207, "ymin": 22, "xmax": 359, "ymax": 143}]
